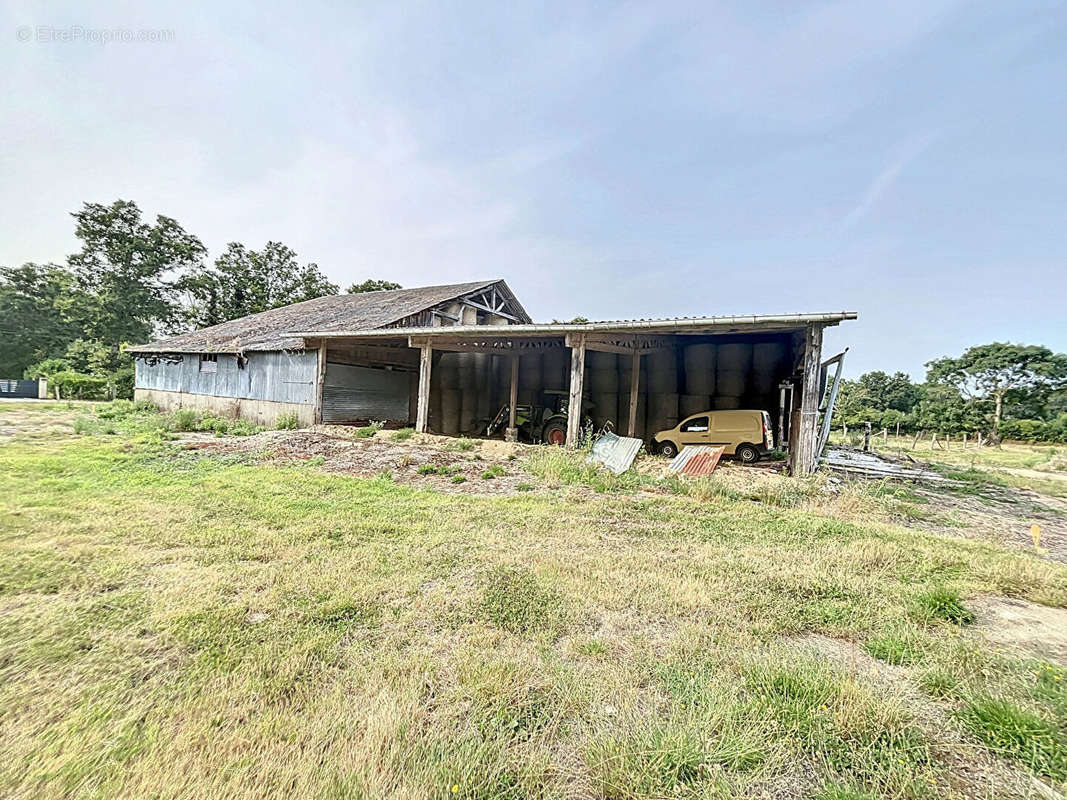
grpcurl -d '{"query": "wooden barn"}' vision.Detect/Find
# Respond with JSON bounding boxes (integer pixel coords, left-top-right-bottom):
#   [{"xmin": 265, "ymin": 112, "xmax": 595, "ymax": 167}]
[{"xmin": 129, "ymin": 279, "xmax": 855, "ymax": 474}]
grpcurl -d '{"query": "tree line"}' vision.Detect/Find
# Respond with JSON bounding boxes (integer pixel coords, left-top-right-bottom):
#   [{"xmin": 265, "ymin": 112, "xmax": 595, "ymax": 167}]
[
  {"xmin": 0, "ymin": 200, "xmax": 399, "ymax": 398},
  {"xmin": 834, "ymin": 343, "xmax": 1067, "ymax": 443}
]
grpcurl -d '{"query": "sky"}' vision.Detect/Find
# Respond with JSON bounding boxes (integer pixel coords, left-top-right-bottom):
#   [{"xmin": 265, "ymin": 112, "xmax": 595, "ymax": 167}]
[{"xmin": 2, "ymin": 1, "xmax": 1065, "ymax": 378}]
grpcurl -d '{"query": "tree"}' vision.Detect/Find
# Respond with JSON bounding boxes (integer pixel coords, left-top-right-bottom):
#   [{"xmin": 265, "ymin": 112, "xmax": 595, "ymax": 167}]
[
  {"xmin": 347, "ymin": 279, "xmax": 402, "ymax": 293},
  {"xmin": 181, "ymin": 242, "xmax": 339, "ymax": 328},
  {"xmin": 0, "ymin": 263, "xmax": 86, "ymax": 377},
  {"xmin": 926, "ymin": 343, "xmax": 1067, "ymax": 436},
  {"xmin": 855, "ymin": 371, "xmax": 920, "ymax": 412},
  {"xmin": 68, "ymin": 200, "xmax": 207, "ymax": 343}
]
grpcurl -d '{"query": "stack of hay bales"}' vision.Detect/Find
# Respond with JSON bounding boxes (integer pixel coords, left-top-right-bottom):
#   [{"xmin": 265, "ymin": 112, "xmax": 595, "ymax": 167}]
[
  {"xmin": 474, "ymin": 354, "xmax": 491, "ymax": 423},
  {"xmin": 752, "ymin": 341, "xmax": 786, "ymax": 395},
  {"xmin": 645, "ymin": 350, "xmax": 679, "ymax": 437},
  {"xmin": 457, "ymin": 352, "xmax": 478, "ymax": 433},
  {"xmin": 518, "ymin": 353, "xmax": 542, "ymax": 405},
  {"xmin": 438, "ymin": 352, "xmax": 462, "ymax": 434},
  {"xmin": 715, "ymin": 342, "xmax": 751, "ymax": 410},
  {"xmin": 618, "ymin": 355, "xmax": 647, "ymax": 439},
  {"xmin": 542, "ymin": 348, "xmax": 568, "ymax": 392},
  {"xmin": 682, "ymin": 343, "xmax": 716, "ymax": 418},
  {"xmin": 587, "ymin": 351, "xmax": 619, "ymax": 430}
]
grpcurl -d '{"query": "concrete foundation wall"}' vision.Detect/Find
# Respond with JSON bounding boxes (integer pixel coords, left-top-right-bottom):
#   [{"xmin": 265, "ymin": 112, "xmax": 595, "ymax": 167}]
[{"xmin": 135, "ymin": 388, "xmax": 315, "ymax": 428}]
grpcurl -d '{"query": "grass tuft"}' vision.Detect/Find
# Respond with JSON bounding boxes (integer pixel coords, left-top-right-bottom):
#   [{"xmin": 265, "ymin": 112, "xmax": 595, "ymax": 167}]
[
  {"xmin": 911, "ymin": 587, "xmax": 975, "ymax": 625},
  {"xmin": 960, "ymin": 696, "xmax": 1067, "ymax": 781}
]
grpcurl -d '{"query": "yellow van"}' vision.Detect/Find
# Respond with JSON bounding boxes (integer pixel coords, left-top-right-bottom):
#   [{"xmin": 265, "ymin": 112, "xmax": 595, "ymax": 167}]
[{"xmin": 652, "ymin": 409, "xmax": 774, "ymax": 463}]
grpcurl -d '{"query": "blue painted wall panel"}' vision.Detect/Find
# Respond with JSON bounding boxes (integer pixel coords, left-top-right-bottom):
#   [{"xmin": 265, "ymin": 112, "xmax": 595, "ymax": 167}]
[{"xmin": 135, "ymin": 350, "xmax": 315, "ymax": 405}]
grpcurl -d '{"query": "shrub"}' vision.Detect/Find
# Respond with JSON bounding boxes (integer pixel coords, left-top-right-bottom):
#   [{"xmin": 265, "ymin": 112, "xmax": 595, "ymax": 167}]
[
  {"xmin": 392, "ymin": 427, "xmax": 414, "ymax": 441},
  {"xmin": 275, "ymin": 411, "xmax": 299, "ymax": 430},
  {"xmin": 228, "ymin": 420, "xmax": 262, "ymax": 437},
  {"xmin": 173, "ymin": 409, "xmax": 198, "ymax": 432}
]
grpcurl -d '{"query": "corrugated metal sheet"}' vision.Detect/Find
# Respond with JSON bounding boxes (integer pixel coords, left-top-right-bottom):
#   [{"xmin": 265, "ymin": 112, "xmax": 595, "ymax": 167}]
[
  {"xmin": 0, "ymin": 379, "xmax": 39, "ymax": 398},
  {"xmin": 322, "ymin": 362, "xmax": 411, "ymax": 423},
  {"xmin": 587, "ymin": 432, "xmax": 643, "ymax": 475},
  {"xmin": 669, "ymin": 445, "xmax": 725, "ymax": 476},
  {"xmin": 135, "ymin": 350, "xmax": 316, "ymax": 405}
]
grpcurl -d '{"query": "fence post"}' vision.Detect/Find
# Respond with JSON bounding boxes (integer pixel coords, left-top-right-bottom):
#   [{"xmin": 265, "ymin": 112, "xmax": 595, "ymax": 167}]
[{"xmin": 863, "ymin": 422, "xmax": 871, "ymax": 452}]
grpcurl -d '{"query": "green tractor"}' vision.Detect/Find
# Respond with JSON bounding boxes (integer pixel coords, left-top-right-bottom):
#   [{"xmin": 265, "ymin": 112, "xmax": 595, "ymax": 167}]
[{"xmin": 485, "ymin": 390, "xmax": 586, "ymax": 445}]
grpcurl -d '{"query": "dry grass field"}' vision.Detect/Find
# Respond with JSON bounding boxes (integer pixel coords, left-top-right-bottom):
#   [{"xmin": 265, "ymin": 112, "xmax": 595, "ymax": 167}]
[{"xmin": 1, "ymin": 402, "xmax": 1066, "ymax": 799}]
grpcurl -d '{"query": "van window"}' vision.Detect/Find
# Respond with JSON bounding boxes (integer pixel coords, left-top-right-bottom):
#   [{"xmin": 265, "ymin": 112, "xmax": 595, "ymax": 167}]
[{"xmin": 680, "ymin": 416, "xmax": 709, "ymax": 432}]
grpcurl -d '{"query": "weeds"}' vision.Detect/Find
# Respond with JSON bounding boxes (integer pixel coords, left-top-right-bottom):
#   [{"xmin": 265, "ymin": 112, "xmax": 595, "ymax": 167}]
[
  {"xmin": 911, "ymin": 587, "xmax": 975, "ymax": 625},
  {"xmin": 480, "ymin": 465, "xmax": 505, "ymax": 480},
  {"xmin": 275, "ymin": 411, "xmax": 299, "ymax": 430},
  {"xmin": 392, "ymin": 427, "xmax": 415, "ymax": 441}
]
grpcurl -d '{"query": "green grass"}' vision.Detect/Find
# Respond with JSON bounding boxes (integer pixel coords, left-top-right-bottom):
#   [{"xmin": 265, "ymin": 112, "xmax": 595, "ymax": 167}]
[
  {"xmin": 960, "ymin": 697, "xmax": 1067, "ymax": 781},
  {"xmin": 392, "ymin": 427, "xmax": 415, "ymax": 441},
  {"xmin": 1, "ymin": 410, "xmax": 1067, "ymax": 798}
]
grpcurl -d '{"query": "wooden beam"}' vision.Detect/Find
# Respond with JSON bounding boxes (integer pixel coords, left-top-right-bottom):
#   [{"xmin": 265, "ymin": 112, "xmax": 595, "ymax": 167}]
[
  {"xmin": 628, "ymin": 350, "xmax": 640, "ymax": 438},
  {"xmin": 460, "ymin": 298, "xmax": 520, "ymax": 322},
  {"xmin": 314, "ymin": 340, "xmax": 327, "ymax": 425},
  {"xmin": 415, "ymin": 343, "xmax": 433, "ymax": 433},
  {"xmin": 789, "ymin": 325, "xmax": 824, "ymax": 475},
  {"xmin": 507, "ymin": 354, "xmax": 519, "ymax": 439},
  {"xmin": 566, "ymin": 335, "xmax": 586, "ymax": 447}
]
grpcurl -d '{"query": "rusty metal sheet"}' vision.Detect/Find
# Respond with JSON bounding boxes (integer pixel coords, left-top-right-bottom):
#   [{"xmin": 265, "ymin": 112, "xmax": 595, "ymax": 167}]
[
  {"xmin": 669, "ymin": 445, "xmax": 725, "ymax": 476},
  {"xmin": 587, "ymin": 432, "xmax": 643, "ymax": 475}
]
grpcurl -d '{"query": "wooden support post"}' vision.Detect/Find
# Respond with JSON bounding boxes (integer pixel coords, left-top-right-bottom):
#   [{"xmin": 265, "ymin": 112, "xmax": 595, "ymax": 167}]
[
  {"xmin": 314, "ymin": 341, "xmax": 327, "ymax": 425},
  {"xmin": 506, "ymin": 354, "xmax": 519, "ymax": 441},
  {"xmin": 882, "ymin": 427, "xmax": 888, "ymax": 446},
  {"xmin": 415, "ymin": 343, "xmax": 432, "ymax": 433},
  {"xmin": 789, "ymin": 325, "xmax": 824, "ymax": 475},
  {"xmin": 863, "ymin": 422, "xmax": 871, "ymax": 452},
  {"xmin": 627, "ymin": 350, "xmax": 640, "ymax": 438},
  {"xmin": 566, "ymin": 335, "xmax": 586, "ymax": 448},
  {"xmin": 963, "ymin": 432, "xmax": 968, "ymax": 448},
  {"xmin": 896, "ymin": 421, "xmax": 901, "ymax": 439}
]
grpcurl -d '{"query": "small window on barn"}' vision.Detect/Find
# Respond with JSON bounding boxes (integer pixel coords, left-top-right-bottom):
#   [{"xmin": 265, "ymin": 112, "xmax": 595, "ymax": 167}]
[{"xmin": 199, "ymin": 353, "xmax": 218, "ymax": 373}]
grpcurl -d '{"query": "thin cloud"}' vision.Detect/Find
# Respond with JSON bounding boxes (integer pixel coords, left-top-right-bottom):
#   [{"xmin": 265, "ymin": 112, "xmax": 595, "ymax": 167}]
[{"xmin": 840, "ymin": 133, "xmax": 938, "ymax": 231}]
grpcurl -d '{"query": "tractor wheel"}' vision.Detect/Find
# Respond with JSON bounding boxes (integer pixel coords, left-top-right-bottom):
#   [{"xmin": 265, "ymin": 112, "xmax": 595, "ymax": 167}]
[
  {"xmin": 659, "ymin": 441, "xmax": 678, "ymax": 458},
  {"xmin": 736, "ymin": 443, "xmax": 761, "ymax": 464},
  {"xmin": 542, "ymin": 420, "xmax": 567, "ymax": 446}
]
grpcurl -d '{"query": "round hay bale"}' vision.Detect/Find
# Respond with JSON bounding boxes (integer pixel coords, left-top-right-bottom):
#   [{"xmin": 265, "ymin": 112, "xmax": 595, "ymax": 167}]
[
  {"xmin": 542, "ymin": 349, "xmax": 568, "ymax": 390},
  {"xmin": 752, "ymin": 342, "xmax": 787, "ymax": 393},
  {"xmin": 617, "ymin": 393, "xmax": 646, "ymax": 437},
  {"xmin": 588, "ymin": 351, "xmax": 617, "ymax": 370},
  {"xmin": 440, "ymin": 389, "xmax": 461, "ymax": 434},
  {"xmin": 717, "ymin": 343, "xmax": 752, "ymax": 372},
  {"xmin": 456, "ymin": 352, "xmax": 476, "ymax": 387},
  {"xmin": 589, "ymin": 367, "xmax": 619, "ymax": 393},
  {"xmin": 592, "ymin": 392, "xmax": 618, "ymax": 429},
  {"xmin": 619, "ymin": 362, "xmax": 648, "ymax": 393},
  {"xmin": 717, "ymin": 369, "xmax": 747, "ymax": 397},
  {"xmin": 439, "ymin": 353, "xmax": 461, "ymax": 390},
  {"xmin": 460, "ymin": 389, "xmax": 477, "ymax": 432},
  {"xmin": 713, "ymin": 395, "xmax": 742, "ymax": 410},
  {"xmin": 680, "ymin": 394, "xmax": 711, "ymax": 418},
  {"xmin": 648, "ymin": 392, "xmax": 679, "ymax": 419}
]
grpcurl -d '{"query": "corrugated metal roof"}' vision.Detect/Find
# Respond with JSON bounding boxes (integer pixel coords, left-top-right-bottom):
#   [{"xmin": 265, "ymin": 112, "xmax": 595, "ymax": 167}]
[
  {"xmin": 293, "ymin": 311, "xmax": 858, "ymax": 341},
  {"xmin": 587, "ymin": 432, "xmax": 644, "ymax": 475},
  {"xmin": 669, "ymin": 445, "xmax": 725, "ymax": 476},
  {"xmin": 129, "ymin": 280, "xmax": 527, "ymax": 354}
]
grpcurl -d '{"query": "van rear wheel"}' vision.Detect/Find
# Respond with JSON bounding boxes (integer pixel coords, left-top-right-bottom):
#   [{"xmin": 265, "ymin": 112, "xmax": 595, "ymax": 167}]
[
  {"xmin": 659, "ymin": 441, "xmax": 678, "ymax": 458},
  {"xmin": 736, "ymin": 443, "xmax": 760, "ymax": 464}
]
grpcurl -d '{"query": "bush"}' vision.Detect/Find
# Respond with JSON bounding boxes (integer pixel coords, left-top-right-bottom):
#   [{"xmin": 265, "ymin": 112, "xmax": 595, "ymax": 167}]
[
  {"xmin": 173, "ymin": 409, "xmax": 198, "ymax": 432},
  {"xmin": 392, "ymin": 427, "xmax": 415, "ymax": 441},
  {"xmin": 48, "ymin": 370, "xmax": 107, "ymax": 400}
]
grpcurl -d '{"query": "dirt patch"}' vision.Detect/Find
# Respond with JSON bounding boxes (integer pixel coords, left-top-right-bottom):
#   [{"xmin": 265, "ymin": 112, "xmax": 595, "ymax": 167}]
[
  {"xmin": 184, "ymin": 427, "xmax": 539, "ymax": 496},
  {"xmin": 971, "ymin": 596, "xmax": 1067, "ymax": 665}
]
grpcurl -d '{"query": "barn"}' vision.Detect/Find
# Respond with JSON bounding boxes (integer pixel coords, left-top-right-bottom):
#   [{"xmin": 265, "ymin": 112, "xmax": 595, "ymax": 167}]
[{"xmin": 129, "ymin": 279, "xmax": 855, "ymax": 474}]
